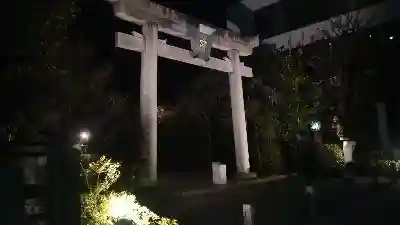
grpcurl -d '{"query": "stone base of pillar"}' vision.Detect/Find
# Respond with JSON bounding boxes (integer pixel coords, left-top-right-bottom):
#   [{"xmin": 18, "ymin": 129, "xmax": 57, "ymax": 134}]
[
  {"xmin": 141, "ymin": 181, "xmax": 157, "ymax": 187},
  {"xmin": 343, "ymin": 140, "xmax": 356, "ymax": 163},
  {"xmin": 234, "ymin": 172, "xmax": 257, "ymax": 180},
  {"xmin": 138, "ymin": 177, "xmax": 157, "ymax": 187}
]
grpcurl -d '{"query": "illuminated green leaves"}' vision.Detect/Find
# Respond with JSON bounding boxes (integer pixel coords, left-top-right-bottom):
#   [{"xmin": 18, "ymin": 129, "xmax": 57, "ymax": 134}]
[{"xmin": 80, "ymin": 154, "xmax": 177, "ymax": 225}]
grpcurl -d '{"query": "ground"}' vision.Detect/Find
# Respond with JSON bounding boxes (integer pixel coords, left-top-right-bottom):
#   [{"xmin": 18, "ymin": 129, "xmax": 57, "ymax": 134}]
[
  {"xmin": 312, "ymin": 179, "xmax": 400, "ymax": 225},
  {"xmin": 134, "ymin": 175, "xmax": 400, "ymax": 225}
]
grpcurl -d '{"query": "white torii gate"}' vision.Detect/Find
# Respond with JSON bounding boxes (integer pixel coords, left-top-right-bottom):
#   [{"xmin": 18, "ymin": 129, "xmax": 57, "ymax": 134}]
[{"xmin": 107, "ymin": 0, "xmax": 259, "ymax": 183}]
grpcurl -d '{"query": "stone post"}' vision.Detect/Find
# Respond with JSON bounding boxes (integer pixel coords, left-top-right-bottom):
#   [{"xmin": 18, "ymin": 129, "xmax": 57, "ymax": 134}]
[
  {"xmin": 243, "ymin": 204, "xmax": 253, "ymax": 225},
  {"xmin": 140, "ymin": 22, "xmax": 158, "ymax": 183},
  {"xmin": 228, "ymin": 50, "xmax": 252, "ymax": 176},
  {"xmin": 343, "ymin": 140, "xmax": 356, "ymax": 163}
]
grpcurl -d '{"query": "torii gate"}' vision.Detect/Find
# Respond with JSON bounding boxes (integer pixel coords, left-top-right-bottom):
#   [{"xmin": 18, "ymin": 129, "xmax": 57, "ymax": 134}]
[{"xmin": 106, "ymin": 0, "xmax": 259, "ymax": 183}]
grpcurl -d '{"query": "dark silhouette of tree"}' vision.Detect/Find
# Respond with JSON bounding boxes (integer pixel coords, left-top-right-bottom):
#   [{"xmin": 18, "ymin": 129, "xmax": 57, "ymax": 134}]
[{"xmin": 1, "ymin": 0, "xmax": 141, "ymax": 166}]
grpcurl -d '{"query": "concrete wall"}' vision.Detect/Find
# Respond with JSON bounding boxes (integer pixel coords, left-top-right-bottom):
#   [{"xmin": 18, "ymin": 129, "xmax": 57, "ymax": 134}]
[{"xmin": 226, "ymin": 0, "xmax": 394, "ymax": 48}]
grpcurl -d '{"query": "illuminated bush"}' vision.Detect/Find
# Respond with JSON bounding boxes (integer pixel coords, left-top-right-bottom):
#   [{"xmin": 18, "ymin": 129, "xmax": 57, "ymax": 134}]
[
  {"xmin": 79, "ymin": 155, "xmax": 177, "ymax": 225},
  {"xmin": 317, "ymin": 144, "xmax": 345, "ymax": 171},
  {"xmin": 79, "ymin": 155, "xmax": 120, "ymax": 225},
  {"xmin": 108, "ymin": 192, "xmax": 178, "ymax": 225},
  {"xmin": 371, "ymin": 159, "xmax": 400, "ymax": 174}
]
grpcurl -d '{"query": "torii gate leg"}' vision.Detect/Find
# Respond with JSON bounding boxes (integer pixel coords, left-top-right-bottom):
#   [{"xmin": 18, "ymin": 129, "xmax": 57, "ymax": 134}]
[
  {"xmin": 228, "ymin": 50, "xmax": 252, "ymax": 176},
  {"xmin": 140, "ymin": 22, "xmax": 158, "ymax": 183}
]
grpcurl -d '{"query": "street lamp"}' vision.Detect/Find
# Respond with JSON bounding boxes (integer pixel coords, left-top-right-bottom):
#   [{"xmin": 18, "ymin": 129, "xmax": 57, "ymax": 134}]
[
  {"xmin": 311, "ymin": 120, "xmax": 322, "ymax": 144},
  {"xmin": 79, "ymin": 130, "xmax": 91, "ymax": 144},
  {"xmin": 310, "ymin": 120, "xmax": 321, "ymax": 132},
  {"xmin": 73, "ymin": 129, "xmax": 91, "ymax": 151}
]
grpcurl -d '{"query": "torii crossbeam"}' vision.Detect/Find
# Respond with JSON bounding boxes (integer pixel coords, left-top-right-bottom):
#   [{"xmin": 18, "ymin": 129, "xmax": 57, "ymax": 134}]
[{"xmin": 107, "ymin": 0, "xmax": 259, "ymax": 183}]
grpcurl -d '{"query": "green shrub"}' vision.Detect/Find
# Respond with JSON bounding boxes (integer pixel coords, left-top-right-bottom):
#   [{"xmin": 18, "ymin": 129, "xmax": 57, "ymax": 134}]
[
  {"xmin": 257, "ymin": 141, "xmax": 284, "ymax": 175},
  {"xmin": 79, "ymin": 154, "xmax": 177, "ymax": 225},
  {"xmin": 317, "ymin": 144, "xmax": 345, "ymax": 173},
  {"xmin": 80, "ymin": 155, "xmax": 121, "ymax": 225},
  {"xmin": 370, "ymin": 159, "xmax": 400, "ymax": 176}
]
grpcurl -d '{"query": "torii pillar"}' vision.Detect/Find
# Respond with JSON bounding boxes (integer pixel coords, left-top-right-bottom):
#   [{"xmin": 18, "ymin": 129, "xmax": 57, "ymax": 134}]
[
  {"xmin": 108, "ymin": 0, "xmax": 259, "ymax": 183},
  {"xmin": 228, "ymin": 50, "xmax": 251, "ymax": 175},
  {"xmin": 140, "ymin": 23, "xmax": 158, "ymax": 182}
]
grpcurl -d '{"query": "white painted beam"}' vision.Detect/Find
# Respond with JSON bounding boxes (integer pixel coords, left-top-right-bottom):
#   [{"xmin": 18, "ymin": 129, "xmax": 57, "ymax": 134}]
[
  {"xmin": 117, "ymin": 32, "xmax": 253, "ymax": 77},
  {"xmin": 263, "ymin": 1, "xmax": 394, "ymax": 49},
  {"xmin": 108, "ymin": 0, "xmax": 259, "ymax": 56}
]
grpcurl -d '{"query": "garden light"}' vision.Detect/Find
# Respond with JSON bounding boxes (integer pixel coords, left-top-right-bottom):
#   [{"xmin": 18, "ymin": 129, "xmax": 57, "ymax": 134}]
[
  {"xmin": 310, "ymin": 120, "xmax": 322, "ymax": 132},
  {"xmin": 108, "ymin": 192, "xmax": 163, "ymax": 225},
  {"xmin": 108, "ymin": 193, "xmax": 136, "ymax": 220},
  {"xmin": 79, "ymin": 130, "xmax": 91, "ymax": 143}
]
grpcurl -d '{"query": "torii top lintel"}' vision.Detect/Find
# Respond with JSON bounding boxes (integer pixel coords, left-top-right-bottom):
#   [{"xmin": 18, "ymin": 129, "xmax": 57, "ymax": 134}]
[{"xmin": 107, "ymin": 0, "xmax": 259, "ymax": 56}]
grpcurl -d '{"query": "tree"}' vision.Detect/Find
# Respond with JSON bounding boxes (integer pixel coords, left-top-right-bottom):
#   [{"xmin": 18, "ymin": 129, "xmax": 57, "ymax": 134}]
[
  {"xmin": 305, "ymin": 13, "xmax": 378, "ymax": 142},
  {"xmin": 247, "ymin": 44, "xmax": 323, "ymax": 174},
  {"xmin": 245, "ymin": 12, "xmax": 379, "ymax": 173},
  {"xmin": 1, "ymin": 0, "xmax": 141, "ymax": 165}
]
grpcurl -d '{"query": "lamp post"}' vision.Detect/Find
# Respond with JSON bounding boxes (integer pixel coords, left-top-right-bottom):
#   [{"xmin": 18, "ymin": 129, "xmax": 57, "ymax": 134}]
[
  {"xmin": 310, "ymin": 120, "xmax": 322, "ymax": 144},
  {"xmin": 72, "ymin": 130, "xmax": 91, "ymax": 152},
  {"xmin": 79, "ymin": 131, "xmax": 91, "ymax": 144},
  {"xmin": 310, "ymin": 120, "xmax": 321, "ymax": 132}
]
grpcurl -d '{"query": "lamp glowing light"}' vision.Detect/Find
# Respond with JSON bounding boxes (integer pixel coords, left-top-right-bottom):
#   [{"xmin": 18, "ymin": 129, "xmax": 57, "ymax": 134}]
[
  {"xmin": 108, "ymin": 192, "xmax": 160, "ymax": 224},
  {"xmin": 108, "ymin": 193, "xmax": 136, "ymax": 220},
  {"xmin": 389, "ymin": 36, "xmax": 395, "ymax": 40},
  {"xmin": 79, "ymin": 130, "xmax": 91, "ymax": 143},
  {"xmin": 311, "ymin": 121, "xmax": 322, "ymax": 132}
]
